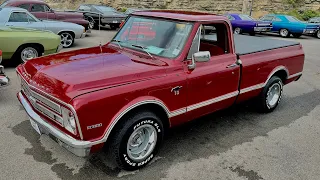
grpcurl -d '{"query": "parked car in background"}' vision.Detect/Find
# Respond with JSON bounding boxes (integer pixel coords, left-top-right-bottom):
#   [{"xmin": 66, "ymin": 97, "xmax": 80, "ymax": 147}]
[
  {"xmin": 75, "ymin": 4, "xmax": 126, "ymax": 30},
  {"xmin": 1, "ymin": 0, "xmax": 91, "ymax": 32},
  {"xmin": 305, "ymin": 17, "xmax": 320, "ymax": 38},
  {"xmin": 259, "ymin": 14, "xmax": 309, "ymax": 38},
  {"xmin": 0, "ymin": 7, "xmax": 86, "ymax": 48},
  {"xmin": 17, "ymin": 10, "xmax": 304, "ymax": 171},
  {"xmin": 0, "ymin": 25, "xmax": 61, "ymax": 63},
  {"xmin": 0, "ymin": 50, "xmax": 10, "ymax": 88},
  {"xmin": 224, "ymin": 13, "xmax": 272, "ymax": 35},
  {"xmin": 124, "ymin": 8, "xmax": 146, "ymax": 15}
]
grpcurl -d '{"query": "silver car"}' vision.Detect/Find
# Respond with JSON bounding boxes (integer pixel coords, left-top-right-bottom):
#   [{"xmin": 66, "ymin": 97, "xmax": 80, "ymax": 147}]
[{"xmin": 0, "ymin": 7, "xmax": 86, "ymax": 48}]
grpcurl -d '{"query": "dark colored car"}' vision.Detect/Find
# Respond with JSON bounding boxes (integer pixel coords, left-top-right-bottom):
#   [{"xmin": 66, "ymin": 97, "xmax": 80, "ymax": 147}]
[
  {"xmin": 1, "ymin": 0, "xmax": 91, "ymax": 32},
  {"xmin": 224, "ymin": 13, "xmax": 272, "ymax": 36},
  {"xmin": 305, "ymin": 17, "xmax": 320, "ymax": 38},
  {"xmin": 77, "ymin": 4, "xmax": 126, "ymax": 30}
]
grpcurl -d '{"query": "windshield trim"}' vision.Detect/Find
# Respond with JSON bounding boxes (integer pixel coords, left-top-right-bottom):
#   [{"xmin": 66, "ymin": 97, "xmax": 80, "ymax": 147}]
[{"xmin": 110, "ymin": 15, "xmax": 195, "ymax": 60}]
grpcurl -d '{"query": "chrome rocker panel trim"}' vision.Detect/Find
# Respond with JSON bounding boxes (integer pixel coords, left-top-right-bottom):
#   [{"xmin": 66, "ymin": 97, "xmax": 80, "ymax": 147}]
[{"xmin": 18, "ymin": 92, "xmax": 91, "ymax": 157}]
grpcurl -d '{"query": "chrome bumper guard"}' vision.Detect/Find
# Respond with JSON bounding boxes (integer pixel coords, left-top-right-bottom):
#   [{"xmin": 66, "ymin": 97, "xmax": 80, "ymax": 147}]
[
  {"xmin": 0, "ymin": 65, "xmax": 10, "ymax": 88},
  {"xmin": 17, "ymin": 92, "xmax": 92, "ymax": 157}
]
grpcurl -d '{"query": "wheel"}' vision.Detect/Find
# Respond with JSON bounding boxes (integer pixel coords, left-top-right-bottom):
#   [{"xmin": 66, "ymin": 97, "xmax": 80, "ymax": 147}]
[
  {"xmin": 234, "ymin": 27, "xmax": 242, "ymax": 34},
  {"xmin": 87, "ymin": 17, "xmax": 95, "ymax": 29},
  {"xmin": 109, "ymin": 110, "xmax": 164, "ymax": 170},
  {"xmin": 316, "ymin": 31, "xmax": 320, "ymax": 39},
  {"xmin": 249, "ymin": 32, "xmax": 255, "ymax": 36},
  {"xmin": 292, "ymin": 33, "xmax": 302, "ymax": 38},
  {"xmin": 279, "ymin": 29, "xmax": 290, "ymax": 38},
  {"xmin": 16, "ymin": 45, "xmax": 40, "ymax": 63},
  {"xmin": 257, "ymin": 76, "xmax": 283, "ymax": 113},
  {"xmin": 59, "ymin": 32, "xmax": 74, "ymax": 48}
]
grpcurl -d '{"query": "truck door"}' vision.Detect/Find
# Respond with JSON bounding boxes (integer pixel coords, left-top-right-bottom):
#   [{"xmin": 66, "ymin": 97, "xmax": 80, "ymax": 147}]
[
  {"xmin": 185, "ymin": 23, "xmax": 240, "ymax": 120},
  {"xmin": 30, "ymin": 3, "xmax": 56, "ymax": 20}
]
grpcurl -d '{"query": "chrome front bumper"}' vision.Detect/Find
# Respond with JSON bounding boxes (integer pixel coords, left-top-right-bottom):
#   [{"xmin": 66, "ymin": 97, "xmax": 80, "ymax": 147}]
[
  {"xmin": 17, "ymin": 92, "xmax": 92, "ymax": 157},
  {"xmin": 254, "ymin": 27, "xmax": 272, "ymax": 32},
  {"xmin": 0, "ymin": 65, "xmax": 10, "ymax": 88}
]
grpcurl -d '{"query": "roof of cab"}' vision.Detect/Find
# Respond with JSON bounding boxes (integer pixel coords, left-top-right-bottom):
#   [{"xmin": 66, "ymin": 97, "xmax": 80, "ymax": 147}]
[{"xmin": 132, "ymin": 10, "xmax": 228, "ymax": 22}]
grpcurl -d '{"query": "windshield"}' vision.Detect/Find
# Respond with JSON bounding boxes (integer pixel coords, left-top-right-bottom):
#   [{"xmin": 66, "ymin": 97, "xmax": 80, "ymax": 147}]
[
  {"xmin": 285, "ymin": 15, "xmax": 301, "ymax": 22},
  {"xmin": 94, "ymin": 5, "xmax": 116, "ymax": 12},
  {"xmin": 239, "ymin": 14, "xmax": 255, "ymax": 20},
  {"xmin": 113, "ymin": 16, "xmax": 193, "ymax": 58}
]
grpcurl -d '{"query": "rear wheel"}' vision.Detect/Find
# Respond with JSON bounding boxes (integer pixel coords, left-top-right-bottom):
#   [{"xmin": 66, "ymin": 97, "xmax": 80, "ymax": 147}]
[
  {"xmin": 59, "ymin": 32, "xmax": 74, "ymax": 48},
  {"xmin": 88, "ymin": 17, "xmax": 95, "ymax": 29},
  {"xmin": 109, "ymin": 111, "xmax": 164, "ymax": 170},
  {"xmin": 15, "ymin": 45, "xmax": 40, "ymax": 63},
  {"xmin": 257, "ymin": 76, "xmax": 283, "ymax": 113},
  {"xmin": 292, "ymin": 33, "xmax": 302, "ymax": 38},
  {"xmin": 316, "ymin": 31, "xmax": 320, "ymax": 39},
  {"xmin": 279, "ymin": 29, "xmax": 290, "ymax": 38},
  {"xmin": 234, "ymin": 27, "xmax": 242, "ymax": 34}
]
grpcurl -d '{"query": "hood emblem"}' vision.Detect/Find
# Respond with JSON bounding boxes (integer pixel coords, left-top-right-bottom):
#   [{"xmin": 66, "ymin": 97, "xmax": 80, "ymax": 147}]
[{"xmin": 171, "ymin": 86, "xmax": 182, "ymax": 95}]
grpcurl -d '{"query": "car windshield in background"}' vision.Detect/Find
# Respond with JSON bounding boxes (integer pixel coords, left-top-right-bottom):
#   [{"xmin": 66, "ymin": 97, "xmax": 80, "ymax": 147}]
[
  {"xmin": 239, "ymin": 14, "xmax": 255, "ymax": 20},
  {"xmin": 94, "ymin": 5, "xmax": 116, "ymax": 12},
  {"xmin": 286, "ymin": 15, "xmax": 301, "ymax": 22},
  {"xmin": 113, "ymin": 16, "xmax": 193, "ymax": 58}
]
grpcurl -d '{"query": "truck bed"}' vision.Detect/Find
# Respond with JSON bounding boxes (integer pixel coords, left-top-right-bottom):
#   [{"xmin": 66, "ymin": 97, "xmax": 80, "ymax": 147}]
[{"xmin": 234, "ymin": 35, "xmax": 300, "ymax": 55}]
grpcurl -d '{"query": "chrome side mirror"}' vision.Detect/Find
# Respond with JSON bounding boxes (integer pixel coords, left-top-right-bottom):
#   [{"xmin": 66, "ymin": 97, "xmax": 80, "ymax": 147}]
[{"xmin": 188, "ymin": 51, "xmax": 211, "ymax": 70}]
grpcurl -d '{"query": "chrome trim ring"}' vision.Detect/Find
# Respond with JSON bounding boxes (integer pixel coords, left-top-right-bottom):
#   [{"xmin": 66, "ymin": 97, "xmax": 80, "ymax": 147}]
[
  {"xmin": 266, "ymin": 83, "xmax": 281, "ymax": 108},
  {"xmin": 127, "ymin": 124, "xmax": 157, "ymax": 161},
  {"xmin": 21, "ymin": 47, "xmax": 38, "ymax": 62}
]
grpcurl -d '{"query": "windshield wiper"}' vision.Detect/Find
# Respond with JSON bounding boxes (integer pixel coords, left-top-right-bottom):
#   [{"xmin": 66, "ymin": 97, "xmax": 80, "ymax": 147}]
[
  {"xmin": 111, "ymin": 39, "xmax": 122, "ymax": 49},
  {"xmin": 132, "ymin": 44, "xmax": 154, "ymax": 59}
]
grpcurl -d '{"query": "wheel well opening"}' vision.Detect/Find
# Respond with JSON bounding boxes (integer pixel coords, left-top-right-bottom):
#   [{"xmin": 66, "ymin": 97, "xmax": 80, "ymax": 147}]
[
  {"xmin": 273, "ymin": 70, "xmax": 288, "ymax": 83},
  {"xmin": 16, "ymin": 43, "xmax": 44, "ymax": 56},
  {"xmin": 105, "ymin": 103, "xmax": 170, "ymax": 145},
  {"xmin": 59, "ymin": 31, "xmax": 75, "ymax": 38}
]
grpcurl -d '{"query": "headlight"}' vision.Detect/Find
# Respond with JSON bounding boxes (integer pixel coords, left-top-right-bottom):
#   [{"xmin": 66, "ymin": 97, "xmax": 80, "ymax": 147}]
[{"xmin": 62, "ymin": 106, "xmax": 77, "ymax": 135}]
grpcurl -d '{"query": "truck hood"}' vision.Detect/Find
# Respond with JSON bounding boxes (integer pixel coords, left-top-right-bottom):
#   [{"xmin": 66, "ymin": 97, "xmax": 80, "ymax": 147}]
[
  {"xmin": 54, "ymin": 11, "xmax": 83, "ymax": 19},
  {"xmin": 19, "ymin": 45, "xmax": 168, "ymax": 102}
]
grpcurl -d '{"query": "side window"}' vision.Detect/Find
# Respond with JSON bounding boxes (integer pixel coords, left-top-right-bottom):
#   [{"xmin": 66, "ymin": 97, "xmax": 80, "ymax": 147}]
[
  {"xmin": 79, "ymin": 5, "xmax": 90, "ymax": 11},
  {"xmin": 187, "ymin": 27, "xmax": 201, "ymax": 59},
  {"xmin": 261, "ymin": 15, "xmax": 274, "ymax": 21},
  {"xmin": 274, "ymin": 17, "xmax": 282, "ymax": 22},
  {"xmin": 198, "ymin": 24, "xmax": 230, "ymax": 57},
  {"xmin": 9, "ymin": 12, "xmax": 29, "ymax": 22},
  {"xmin": 30, "ymin": 4, "xmax": 45, "ymax": 12},
  {"xmin": 228, "ymin": 15, "xmax": 235, "ymax": 21},
  {"xmin": 44, "ymin": 5, "xmax": 51, "ymax": 12},
  {"xmin": 18, "ymin": 4, "xmax": 30, "ymax": 10}
]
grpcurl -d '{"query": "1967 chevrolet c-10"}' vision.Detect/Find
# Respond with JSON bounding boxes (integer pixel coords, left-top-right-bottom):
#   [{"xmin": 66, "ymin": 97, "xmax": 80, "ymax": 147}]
[{"xmin": 16, "ymin": 10, "xmax": 305, "ymax": 170}]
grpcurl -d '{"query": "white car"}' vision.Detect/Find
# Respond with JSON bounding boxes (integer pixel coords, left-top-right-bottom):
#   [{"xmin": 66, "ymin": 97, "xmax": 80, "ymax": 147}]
[{"xmin": 0, "ymin": 7, "xmax": 86, "ymax": 48}]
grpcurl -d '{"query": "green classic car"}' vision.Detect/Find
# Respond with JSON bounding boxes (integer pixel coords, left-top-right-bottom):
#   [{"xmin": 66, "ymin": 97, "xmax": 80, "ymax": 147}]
[{"xmin": 0, "ymin": 26, "xmax": 62, "ymax": 63}]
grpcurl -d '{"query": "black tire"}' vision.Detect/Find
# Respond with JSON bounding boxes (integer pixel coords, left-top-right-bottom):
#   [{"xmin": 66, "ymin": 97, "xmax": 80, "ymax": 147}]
[
  {"xmin": 279, "ymin": 29, "xmax": 290, "ymax": 38},
  {"xmin": 109, "ymin": 110, "xmax": 164, "ymax": 170},
  {"xmin": 234, "ymin": 27, "xmax": 242, "ymax": 34},
  {"xmin": 14, "ymin": 45, "xmax": 41, "ymax": 64},
  {"xmin": 257, "ymin": 76, "xmax": 283, "ymax": 113},
  {"xmin": 316, "ymin": 30, "xmax": 320, "ymax": 39},
  {"xmin": 292, "ymin": 33, "xmax": 302, "ymax": 38}
]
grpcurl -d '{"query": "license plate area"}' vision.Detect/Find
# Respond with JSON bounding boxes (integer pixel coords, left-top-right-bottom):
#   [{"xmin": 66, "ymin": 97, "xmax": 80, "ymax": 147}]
[{"xmin": 29, "ymin": 118, "xmax": 42, "ymax": 135}]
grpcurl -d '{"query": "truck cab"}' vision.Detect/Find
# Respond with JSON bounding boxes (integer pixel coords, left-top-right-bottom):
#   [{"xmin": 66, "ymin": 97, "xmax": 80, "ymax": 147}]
[{"xmin": 17, "ymin": 10, "xmax": 304, "ymax": 171}]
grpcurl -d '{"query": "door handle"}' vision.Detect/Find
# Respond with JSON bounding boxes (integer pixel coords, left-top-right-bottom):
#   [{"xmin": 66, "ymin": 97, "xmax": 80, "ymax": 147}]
[{"xmin": 226, "ymin": 63, "xmax": 237, "ymax": 68}]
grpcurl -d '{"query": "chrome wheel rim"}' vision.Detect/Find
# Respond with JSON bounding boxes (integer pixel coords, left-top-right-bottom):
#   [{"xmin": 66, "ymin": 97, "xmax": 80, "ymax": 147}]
[
  {"xmin": 234, "ymin": 28, "xmax": 241, "ymax": 34},
  {"xmin": 266, "ymin": 83, "xmax": 281, "ymax": 108},
  {"xmin": 127, "ymin": 124, "xmax": 157, "ymax": 162},
  {"xmin": 280, "ymin": 29, "xmax": 288, "ymax": 37},
  {"xmin": 317, "ymin": 31, "xmax": 320, "ymax": 39},
  {"xmin": 21, "ymin": 47, "xmax": 38, "ymax": 62},
  {"xmin": 60, "ymin": 33, "xmax": 73, "ymax": 48},
  {"xmin": 88, "ymin": 19, "xmax": 95, "ymax": 29}
]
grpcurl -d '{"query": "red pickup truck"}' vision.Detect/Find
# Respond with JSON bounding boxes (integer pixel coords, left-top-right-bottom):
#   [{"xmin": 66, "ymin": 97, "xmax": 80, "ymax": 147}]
[
  {"xmin": 16, "ymin": 10, "xmax": 304, "ymax": 170},
  {"xmin": 1, "ymin": 0, "xmax": 90, "ymax": 32}
]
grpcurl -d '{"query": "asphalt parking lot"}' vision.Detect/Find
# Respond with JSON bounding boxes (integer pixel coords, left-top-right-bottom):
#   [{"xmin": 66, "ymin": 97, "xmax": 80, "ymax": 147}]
[{"xmin": 1, "ymin": 29, "xmax": 320, "ymax": 180}]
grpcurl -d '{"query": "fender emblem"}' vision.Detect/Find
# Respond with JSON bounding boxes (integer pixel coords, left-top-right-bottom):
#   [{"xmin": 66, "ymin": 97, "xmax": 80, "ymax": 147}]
[
  {"xmin": 171, "ymin": 86, "xmax": 182, "ymax": 95},
  {"xmin": 87, "ymin": 123, "xmax": 102, "ymax": 130}
]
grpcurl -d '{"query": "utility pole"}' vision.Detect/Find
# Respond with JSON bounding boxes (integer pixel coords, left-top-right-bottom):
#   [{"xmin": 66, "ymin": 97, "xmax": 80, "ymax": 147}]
[{"xmin": 249, "ymin": 0, "xmax": 254, "ymax": 16}]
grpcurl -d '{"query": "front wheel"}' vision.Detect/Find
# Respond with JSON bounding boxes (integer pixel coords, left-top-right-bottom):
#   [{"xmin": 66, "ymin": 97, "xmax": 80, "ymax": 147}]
[
  {"xmin": 279, "ymin": 29, "xmax": 290, "ymax": 38},
  {"xmin": 109, "ymin": 111, "xmax": 164, "ymax": 170},
  {"xmin": 292, "ymin": 33, "xmax": 302, "ymax": 38},
  {"xmin": 15, "ymin": 45, "xmax": 40, "ymax": 63},
  {"xmin": 257, "ymin": 76, "xmax": 283, "ymax": 113},
  {"xmin": 59, "ymin": 32, "xmax": 74, "ymax": 48}
]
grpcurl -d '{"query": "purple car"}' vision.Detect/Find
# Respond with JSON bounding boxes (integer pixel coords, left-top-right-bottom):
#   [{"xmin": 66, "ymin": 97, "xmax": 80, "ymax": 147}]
[{"xmin": 224, "ymin": 13, "xmax": 273, "ymax": 36}]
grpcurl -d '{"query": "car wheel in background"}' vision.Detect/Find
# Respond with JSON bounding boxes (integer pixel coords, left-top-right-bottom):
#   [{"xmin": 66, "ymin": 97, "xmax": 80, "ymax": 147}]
[
  {"xmin": 292, "ymin": 33, "xmax": 302, "ymax": 38},
  {"xmin": 279, "ymin": 29, "xmax": 290, "ymax": 38},
  {"xmin": 234, "ymin": 27, "xmax": 242, "ymax": 34},
  {"xmin": 257, "ymin": 76, "xmax": 283, "ymax": 113},
  {"xmin": 15, "ymin": 45, "xmax": 40, "ymax": 63},
  {"xmin": 87, "ymin": 17, "xmax": 95, "ymax": 29},
  {"xmin": 316, "ymin": 31, "xmax": 320, "ymax": 39},
  {"xmin": 109, "ymin": 110, "xmax": 164, "ymax": 170},
  {"xmin": 59, "ymin": 32, "xmax": 74, "ymax": 48}
]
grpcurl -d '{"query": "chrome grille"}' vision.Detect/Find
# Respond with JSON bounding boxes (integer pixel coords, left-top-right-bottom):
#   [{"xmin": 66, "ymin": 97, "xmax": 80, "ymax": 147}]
[{"xmin": 20, "ymin": 77, "xmax": 63, "ymax": 126}]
